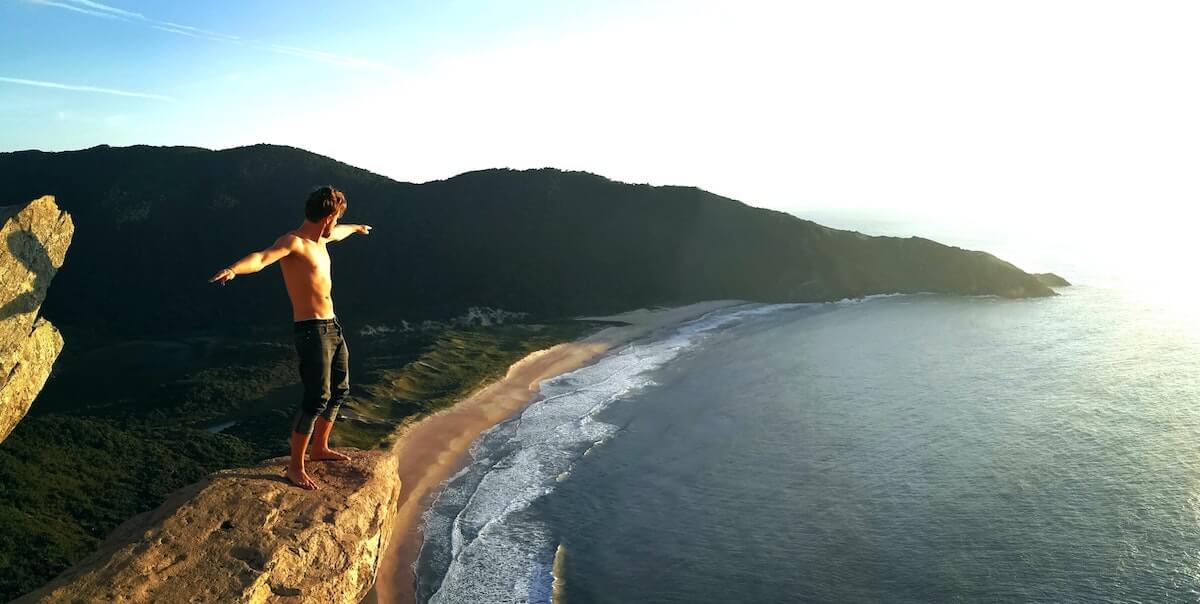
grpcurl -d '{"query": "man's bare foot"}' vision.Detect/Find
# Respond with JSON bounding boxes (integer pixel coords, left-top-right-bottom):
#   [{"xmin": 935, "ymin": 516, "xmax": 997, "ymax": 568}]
[
  {"xmin": 310, "ymin": 448, "xmax": 351, "ymax": 462},
  {"xmin": 285, "ymin": 465, "xmax": 319, "ymax": 490}
]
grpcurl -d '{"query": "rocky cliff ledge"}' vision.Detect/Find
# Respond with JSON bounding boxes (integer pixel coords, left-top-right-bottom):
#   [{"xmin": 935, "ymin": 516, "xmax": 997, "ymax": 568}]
[
  {"xmin": 16, "ymin": 451, "xmax": 401, "ymax": 604},
  {"xmin": 1033, "ymin": 272, "xmax": 1072, "ymax": 287},
  {"xmin": 0, "ymin": 195, "xmax": 73, "ymax": 445}
]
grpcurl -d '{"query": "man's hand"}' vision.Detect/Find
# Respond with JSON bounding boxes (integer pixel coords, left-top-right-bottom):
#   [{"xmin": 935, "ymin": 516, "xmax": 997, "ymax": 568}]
[
  {"xmin": 209, "ymin": 268, "xmax": 236, "ymax": 286},
  {"xmin": 326, "ymin": 224, "xmax": 372, "ymax": 242}
]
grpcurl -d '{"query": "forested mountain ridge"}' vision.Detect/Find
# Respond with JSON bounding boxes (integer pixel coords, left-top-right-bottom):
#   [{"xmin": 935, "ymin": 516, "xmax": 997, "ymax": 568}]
[{"xmin": 0, "ymin": 144, "xmax": 1059, "ymax": 339}]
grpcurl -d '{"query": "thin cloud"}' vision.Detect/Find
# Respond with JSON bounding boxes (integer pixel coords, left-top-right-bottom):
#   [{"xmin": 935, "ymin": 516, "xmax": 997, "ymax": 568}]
[
  {"xmin": 266, "ymin": 44, "xmax": 393, "ymax": 70},
  {"xmin": 67, "ymin": 0, "xmax": 143, "ymax": 20},
  {"xmin": 0, "ymin": 76, "xmax": 174, "ymax": 101},
  {"xmin": 161, "ymin": 22, "xmax": 241, "ymax": 42},
  {"xmin": 151, "ymin": 24, "xmax": 240, "ymax": 44},
  {"xmin": 26, "ymin": 0, "xmax": 128, "ymax": 20},
  {"xmin": 27, "ymin": 0, "xmax": 394, "ymax": 71}
]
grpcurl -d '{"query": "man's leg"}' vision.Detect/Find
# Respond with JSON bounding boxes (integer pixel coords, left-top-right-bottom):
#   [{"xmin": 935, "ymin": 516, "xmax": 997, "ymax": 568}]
[
  {"xmin": 288, "ymin": 431, "xmax": 318, "ymax": 489},
  {"xmin": 288, "ymin": 325, "xmax": 335, "ymax": 489},
  {"xmin": 311, "ymin": 331, "xmax": 351, "ymax": 461},
  {"xmin": 310, "ymin": 417, "xmax": 350, "ymax": 461}
]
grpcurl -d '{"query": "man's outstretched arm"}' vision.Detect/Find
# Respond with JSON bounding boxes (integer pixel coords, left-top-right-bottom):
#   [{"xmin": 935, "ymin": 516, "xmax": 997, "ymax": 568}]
[
  {"xmin": 324, "ymin": 224, "xmax": 372, "ymax": 243},
  {"xmin": 209, "ymin": 234, "xmax": 297, "ymax": 285}
]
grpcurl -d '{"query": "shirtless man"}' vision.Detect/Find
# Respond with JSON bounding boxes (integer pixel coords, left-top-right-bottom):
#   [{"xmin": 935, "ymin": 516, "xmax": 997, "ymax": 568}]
[{"xmin": 209, "ymin": 186, "xmax": 371, "ymax": 489}]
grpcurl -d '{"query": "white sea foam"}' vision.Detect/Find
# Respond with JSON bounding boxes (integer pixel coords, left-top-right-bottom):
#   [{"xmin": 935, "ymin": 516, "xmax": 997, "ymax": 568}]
[
  {"xmin": 833, "ymin": 292, "xmax": 913, "ymax": 305},
  {"xmin": 422, "ymin": 302, "xmax": 802, "ymax": 603}
]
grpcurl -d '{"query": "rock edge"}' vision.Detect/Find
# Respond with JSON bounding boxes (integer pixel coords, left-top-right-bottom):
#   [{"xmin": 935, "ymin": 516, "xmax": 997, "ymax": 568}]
[
  {"xmin": 15, "ymin": 450, "xmax": 401, "ymax": 604},
  {"xmin": 0, "ymin": 195, "xmax": 73, "ymax": 445}
]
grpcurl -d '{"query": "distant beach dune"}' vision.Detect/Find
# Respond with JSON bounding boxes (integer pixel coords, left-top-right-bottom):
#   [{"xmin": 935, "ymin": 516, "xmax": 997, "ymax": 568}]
[{"xmin": 364, "ymin": 299, "xmax": 746, "ymax": 604}]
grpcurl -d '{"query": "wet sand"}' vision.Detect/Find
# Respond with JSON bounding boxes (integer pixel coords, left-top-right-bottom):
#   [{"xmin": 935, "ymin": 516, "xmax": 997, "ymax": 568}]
[{"xmin": 362, "ymin": 300, "xmax": 745, "ymax": 603}]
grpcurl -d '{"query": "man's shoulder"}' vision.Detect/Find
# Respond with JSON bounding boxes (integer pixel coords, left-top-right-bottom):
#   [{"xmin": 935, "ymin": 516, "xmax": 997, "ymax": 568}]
[{"xmin": 275, "ymin": 231, "xmax": 303, "ymax": 248}]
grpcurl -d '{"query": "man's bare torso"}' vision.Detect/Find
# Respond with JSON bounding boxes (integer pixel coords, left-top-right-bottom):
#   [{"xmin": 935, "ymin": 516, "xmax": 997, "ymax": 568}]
[{"xmin": 278, "ymin": 231, "xmax": 335, "ymax": 321}]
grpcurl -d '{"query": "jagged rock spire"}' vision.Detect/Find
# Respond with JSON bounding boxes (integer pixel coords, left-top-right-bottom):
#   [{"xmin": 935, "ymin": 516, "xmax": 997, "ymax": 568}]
[{"xmin": 0, "ymin": 195, "xmax": 74, "ymax": 445}]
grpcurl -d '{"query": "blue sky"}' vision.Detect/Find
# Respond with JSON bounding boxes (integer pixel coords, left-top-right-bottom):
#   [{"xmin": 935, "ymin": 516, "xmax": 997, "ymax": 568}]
[
  {"xmin": 3, "ymin": 0, "xmax": 1200, "ymax": 283},
  {"xmin": 0, "ymin": 0, "xmax": 644, "ymax": 154}
]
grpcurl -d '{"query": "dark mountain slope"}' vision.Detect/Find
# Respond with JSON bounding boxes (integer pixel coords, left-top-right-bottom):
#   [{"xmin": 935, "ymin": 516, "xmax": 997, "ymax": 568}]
[{"xmin": 0, "ymin": 144, "xmax": 1057, "ymax": 338}]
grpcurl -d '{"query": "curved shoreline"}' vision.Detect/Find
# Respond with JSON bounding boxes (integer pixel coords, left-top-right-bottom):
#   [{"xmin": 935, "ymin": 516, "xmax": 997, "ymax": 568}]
[{"xmin": 362, "ymin": 300, "xmax": 746, "ymax": 604}]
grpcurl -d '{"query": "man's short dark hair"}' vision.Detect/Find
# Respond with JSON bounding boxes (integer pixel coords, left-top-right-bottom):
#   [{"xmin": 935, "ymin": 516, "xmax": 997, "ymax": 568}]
[{"xmin": 305, "ymin": 186, "xmax": 347, "ymax": 222}]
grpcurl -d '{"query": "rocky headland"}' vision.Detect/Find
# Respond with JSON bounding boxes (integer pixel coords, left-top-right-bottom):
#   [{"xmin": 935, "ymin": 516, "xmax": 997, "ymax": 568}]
[{"xmin": 1033, "ymin": 272, "xmax": 1072, "ymax": 287}]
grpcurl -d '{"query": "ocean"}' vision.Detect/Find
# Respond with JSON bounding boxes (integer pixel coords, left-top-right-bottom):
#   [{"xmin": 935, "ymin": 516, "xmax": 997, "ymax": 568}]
[{"xmin": 410, "ymin": 217, "xmax": 1200, "ymax": 602}]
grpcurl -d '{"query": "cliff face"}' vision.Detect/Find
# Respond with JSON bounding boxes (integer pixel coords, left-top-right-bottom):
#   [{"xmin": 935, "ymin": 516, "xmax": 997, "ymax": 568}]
[
  {"xmin": 0, "ymin": 196, "xmax": 73, "ymax": 445},
  {"xmin": 16, "ymin": 451, "xmax": 401, "ymax": 604}
]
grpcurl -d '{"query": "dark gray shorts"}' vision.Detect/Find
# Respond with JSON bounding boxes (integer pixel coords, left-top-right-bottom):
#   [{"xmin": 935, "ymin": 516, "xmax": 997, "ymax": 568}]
[{"xmin": 291, "ymin": 317, "xmax": 349, "ymax": 435}]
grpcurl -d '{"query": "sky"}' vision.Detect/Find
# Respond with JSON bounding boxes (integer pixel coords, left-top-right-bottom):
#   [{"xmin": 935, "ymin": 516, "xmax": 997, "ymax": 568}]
[{"xmin": 2, "ymin": 0, "xmax": 1198, "ymax": 280}]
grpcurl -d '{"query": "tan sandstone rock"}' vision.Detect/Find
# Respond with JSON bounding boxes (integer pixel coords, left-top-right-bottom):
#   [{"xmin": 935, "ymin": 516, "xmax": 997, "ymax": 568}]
[
  {"xmin": 16, "ymin": 450, "xmax": 402, "ymax": 604},
  {"xmin": 0, "ymin": 195, "xmax": 73, "ymax": 445}
]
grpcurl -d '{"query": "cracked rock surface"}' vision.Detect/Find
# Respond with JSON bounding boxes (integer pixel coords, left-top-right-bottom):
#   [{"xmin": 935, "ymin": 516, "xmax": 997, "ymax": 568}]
[
  {"xmin": 0, "ymin": 195, "xmax": 73, "ymax": 445},
  {"xmin": 16, "ymin": 450, "xmax": 402, "ymax": 604}
]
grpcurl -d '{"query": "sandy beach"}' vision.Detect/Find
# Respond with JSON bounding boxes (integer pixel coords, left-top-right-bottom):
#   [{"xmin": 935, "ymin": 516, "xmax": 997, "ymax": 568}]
[{"xmin": 361, "ymin": 300, "xmax": 745, "ymax": 604}]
